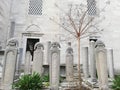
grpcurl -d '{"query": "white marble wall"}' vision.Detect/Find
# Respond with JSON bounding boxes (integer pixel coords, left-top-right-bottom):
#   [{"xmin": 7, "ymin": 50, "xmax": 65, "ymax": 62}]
[{"xmin": 0, "ymin": 0, "xmax": 12, "ymax": 48}]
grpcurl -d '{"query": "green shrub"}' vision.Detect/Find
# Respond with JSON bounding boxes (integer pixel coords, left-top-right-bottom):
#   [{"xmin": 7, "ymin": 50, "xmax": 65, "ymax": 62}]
[
  {"xmin": 42, "ymin": 74, "xmax": 49, "ymax": 82},
  {"xmin": 12, "ymin": 72, "xmax": 43, "ymax": 90},
  {"xmin": 59, "ymin": 76, "xmax": 65, "ymax": 83},
  {"xmin": 111, "ymin": 75, "xmax": 120, "ymax": 90}
]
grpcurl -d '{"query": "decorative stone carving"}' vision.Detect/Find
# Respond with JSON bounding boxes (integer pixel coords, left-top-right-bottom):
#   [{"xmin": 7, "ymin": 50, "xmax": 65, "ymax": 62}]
[
  {"xmin": 95, "ymin": 40, "xmax": 109, "ymax": 90},
  {"xmin": 95, "ymin": 40, "xmax": 105, "ymax": 48},
  {"xmin": 50, "ymin": 42, "xmax": 61, "ymax": 49},
  {"xmin": 2, "ymin": 38, "xmax": 18, "ymax": 90},
  {"xmin": 49, "ymin": 42, "xmax": 60, "ymax": 90},
  {"xmin": 34, "ymin": 42, "xmax": 44, "ymax": 50},
  {"xmin": 7, "ymin": 38, "xmax": 18, "ymax": 47},
  {"xmin": 66, "ymin": 47, "xmax": 73, "ymax": 54},
  {"xmin": 32, "ymin": 42, "xmax": 44, "ymax": 75}
]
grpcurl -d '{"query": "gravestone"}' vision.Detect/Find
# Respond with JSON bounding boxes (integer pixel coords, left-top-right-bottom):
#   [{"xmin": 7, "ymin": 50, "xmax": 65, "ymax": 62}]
[
  {"xmin": 49, "ymin": 42, "xmax": 60, "ymax": 90},
  {"xmin": 16, "ymin": 48, "xmax": 23, "ymax": 74},
  {"xmin": 2, "ymin": 38, "xmax": 18, "ymax": 90},
  {"xmin": 82, "ymin": 47, "xmax": 89, "ymax": 79},
  {"xmin": 32, "ymin": 42, "xmax": 44, "ymax": 75},
  {"xmin": 95, "ymin": 40, "xmax": 109, "ymax": 90},
  {"xmin": 89, "ymin": 40, "xmax": 96, "ymax": 82},
  {"xmin": 66, "ymin": 42, "xmax": 74, "ymax": 82},
  {"xmin": 24, "ymin": 51, "xmax": 32, "ymax": 74}
]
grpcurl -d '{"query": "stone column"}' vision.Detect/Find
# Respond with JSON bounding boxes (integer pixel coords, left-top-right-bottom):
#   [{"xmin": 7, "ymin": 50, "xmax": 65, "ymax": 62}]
[
  {"xmin": 2, "ymin": 38, "xmax": 18, "ymax": 90},
  {"xmin": 24, "ymin": 51, "xmax": 32, "ymax": 74},
  {"xmin": 107, "ymin": 49, "xmax": 114, "ymax": 79},
  {"xmin": 16, "ymin": 48, "xmax": 23, "ymax": 74},
  {"xmin": 18, "ymin": 48, "xmax": 23, "ymax": 74},
  {"xmin": 32, "ymin": 42, "xmax": 44, "ymax": 75},
  {"xmin": 82, "ymin": 47, "xmax": 89, "ymax": 79},
  {"xmin": 47, "ymin": 41, "xmax": 51, "ymax": 64},
  {"xmin": 89, "ymin": 40, "xmax": 96, "ymax": 82},
  {"xmin": 66, "ymin": 42, "xmax": 74, "ymax": 82},
  {"xmin": 49, "ymin": 42, "xmax": 60, "ymax": 90},
  {"xmin": 95, "ymin": 40, "xmax": 109, "ymax": 90}
]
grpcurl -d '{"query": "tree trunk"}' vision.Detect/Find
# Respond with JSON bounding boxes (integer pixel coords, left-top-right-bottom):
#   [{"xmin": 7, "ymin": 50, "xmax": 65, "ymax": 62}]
[{"xmin": 77, "ymin": 37, "xmax": 82, "ymax": 90}]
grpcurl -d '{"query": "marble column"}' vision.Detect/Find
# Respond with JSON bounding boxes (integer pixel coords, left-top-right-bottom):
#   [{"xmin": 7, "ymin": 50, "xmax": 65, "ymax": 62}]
[
  {"xmin": 82, "ymin": 47, "xmax": 89, "ymax": 79},
  {"xmin": 66, "ymin": 43, "xmax": 74, "ymax": 82},
  {"xmin": 2, "ymin": 38, "xmax": 18, "ymax": 90},
  {"xmin": 49, "ymin": 42, "xmax": 60, "ymax": 90},
  {"xmin": 32, "ymin": 42, "xmax": 44, "ymax": 75},
  {"xmin": 24, "ymin": 51, "xmax": 32, "ymax": 74},
  {"xmin": 89, "ymin": 40, "xmax": 96, "ymax": 82},
  {"xmin": 95, "ymin": 40, "xmax": 109, "ymax": 90},
  {"xmin": 107, "ymin": 49, "xmax": 114, "ymax": 79}
]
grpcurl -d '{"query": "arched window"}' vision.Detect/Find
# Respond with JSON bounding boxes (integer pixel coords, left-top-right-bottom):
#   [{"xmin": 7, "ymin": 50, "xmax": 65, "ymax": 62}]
[{"xmin": 28, "ymin": 0, "xmax": 43, "ymax": 15}]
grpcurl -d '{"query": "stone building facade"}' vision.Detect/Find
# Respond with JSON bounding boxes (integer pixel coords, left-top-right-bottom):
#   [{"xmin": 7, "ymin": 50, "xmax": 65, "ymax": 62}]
[{"xmin": 0, "ymin": 0, "xmax": 120, "ymax": 74}]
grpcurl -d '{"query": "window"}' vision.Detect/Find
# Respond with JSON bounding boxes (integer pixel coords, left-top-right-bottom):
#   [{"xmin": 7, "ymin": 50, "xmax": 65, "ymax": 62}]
[
  {"xmin": 28, "ymin": 0, "xmax": 43, "ymax": 15},
  {"xmin": 87, "ymin": 0, "xmax": 97, "ymax": 16}
]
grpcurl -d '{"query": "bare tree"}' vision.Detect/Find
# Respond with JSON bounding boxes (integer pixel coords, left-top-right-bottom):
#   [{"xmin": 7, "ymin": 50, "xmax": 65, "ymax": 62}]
[{"xmin": 50, "ymin": 3, "xmax": 104, "ymax": 90}]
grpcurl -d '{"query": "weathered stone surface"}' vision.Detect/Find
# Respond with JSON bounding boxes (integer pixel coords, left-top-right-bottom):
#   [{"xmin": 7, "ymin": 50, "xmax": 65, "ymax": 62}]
[
  {"xmin": 2, "ymin": 38, "xmax": 18, "ymax": 90},
  {"xmin": 66, "ymin": 43, "xmax": 74, "ymax": 81},
  {"xmin": 82, "ymin": 47, "xmax": 89, "ymax": 79},
  {"xmin": 89, "ymin": 40, "xmax": 96, "ymax": 82},
  {"xmin": 49, "ymin": 42, "xmax": 60, "ymax": 90},
  {"xmin": 24, "ymin": 51, "xmax": 32, "ymax": 74},
  {"xmin": 95, "ymin": 40, "xmax": 109, "ymax": 90},
  {"xmin": 32, "ymin": 42, "xmax": 44, "ymax": 75}
]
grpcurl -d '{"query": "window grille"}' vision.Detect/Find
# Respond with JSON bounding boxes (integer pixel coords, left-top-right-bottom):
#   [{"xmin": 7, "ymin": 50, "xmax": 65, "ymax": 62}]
[
  {"xmin": 87, "ymin": 0, "xmax": 97, "ymax": 16},
  {"xmin": 28, "ymin": 0, "xmax": 43, "ymax": 15}
]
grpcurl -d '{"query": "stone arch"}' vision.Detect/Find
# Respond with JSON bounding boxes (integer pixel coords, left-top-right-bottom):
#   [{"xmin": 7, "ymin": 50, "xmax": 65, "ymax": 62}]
[{"xmin": 25, "ymin": 24, "xmax": 42, "ymax": 32}]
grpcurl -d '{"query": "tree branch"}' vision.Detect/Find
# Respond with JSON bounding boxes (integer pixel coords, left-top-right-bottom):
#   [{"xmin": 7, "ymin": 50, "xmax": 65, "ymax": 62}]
[
  {"xmin": 80, "ymin": 32, "xmax": 98, "ymax": 39},
  {"xmin": 81, "ymin": 17, "xmax": 94, "ymax": 34},
  {"xmin": 68, "ymin": 14, "xmax": 78, "ymax": 35},
  {"xmin": 79, "ymin": 10, "xmax": 87, "ymax": 33},
  {"xmin": 50, "ymin": 18, "xmax": 77, "ymax": 37}
]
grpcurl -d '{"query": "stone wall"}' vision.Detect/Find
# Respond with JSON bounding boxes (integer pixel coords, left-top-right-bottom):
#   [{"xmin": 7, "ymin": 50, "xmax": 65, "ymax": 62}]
[{"xmin": 0, "ymin": 0, "xmax": 120, "ymax": 73}]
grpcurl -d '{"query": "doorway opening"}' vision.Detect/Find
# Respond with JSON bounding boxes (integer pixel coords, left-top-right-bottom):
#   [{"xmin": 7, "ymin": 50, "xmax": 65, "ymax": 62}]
[{"xmin": 26, "ymin": 38, "xmax": 39, "ymax": 61}]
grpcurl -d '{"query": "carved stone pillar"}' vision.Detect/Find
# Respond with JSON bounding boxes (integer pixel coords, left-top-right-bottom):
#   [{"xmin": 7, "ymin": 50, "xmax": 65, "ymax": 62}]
[
  {"xmin": 66, "ymin": 42, "xmax": 74, "ymax": 82},
  {"xmin": 24, "ymin": 51, "xmax": 32, "ymax": 74},
  {"xmin": 2, "ymin": 38, "xmax": 18, "ymax": 90},
  {"xmin": 32, "ymin": 42, "xmax": 44, "ymax": 75},
  {"xmin": 89, "ymin": 40, "xmax": 96, "ymax": 82},
  {"xmin": 49, "ymin": 42, "xmax": 60, "ymax": 90},
  {"xmin": 95, "ymin": 40, "xmax": 109, "ymax": 90}
]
